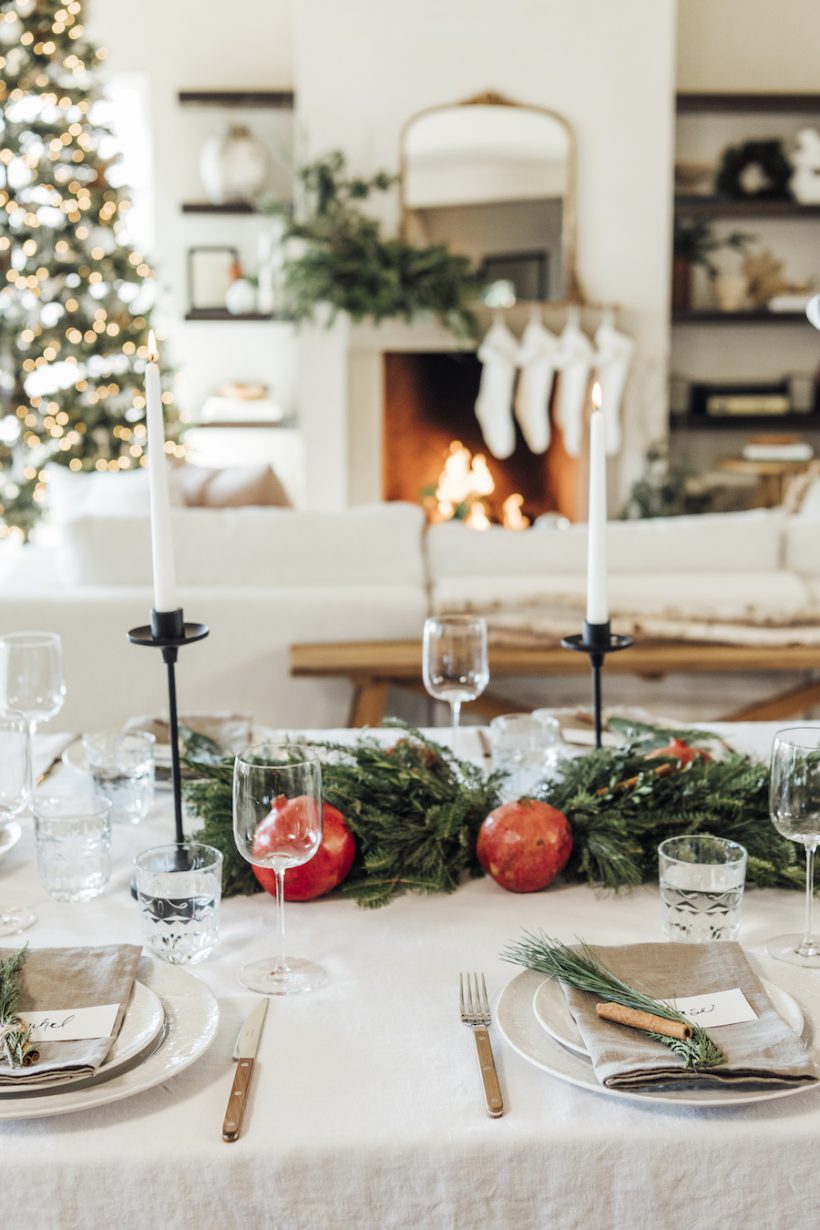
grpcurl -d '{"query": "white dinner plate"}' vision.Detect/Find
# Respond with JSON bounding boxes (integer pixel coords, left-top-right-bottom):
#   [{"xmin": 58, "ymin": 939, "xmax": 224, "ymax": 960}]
[
  {"xmin": 0, "ymin": 822, "xmax": 21, "ymax": 861},
  {"xmin": 496, "ymin": 955, "xmax": 820, "ymax": 1108},
  {"xmin": 532, "ymin": 973, "xmax": 805, "ymax": 1058},
  {"xmin": 0, "ymin": 978, "xmax": 165, "ymax": 1096},
  {"xmin": 0, "ymin": 958, "xmax": 219, "ymax": 1120}
]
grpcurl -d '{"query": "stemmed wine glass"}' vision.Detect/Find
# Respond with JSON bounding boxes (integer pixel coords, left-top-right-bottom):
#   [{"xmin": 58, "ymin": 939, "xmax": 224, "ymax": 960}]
[
  {"xmin": 769, "ymin": 726, "xmax": 820, "ymax": 967},
  {"xmin": 0, "ymin": 632, "xmax": 66, "ymax": 796},
  {"xmin": 0, "ymin": 711, "xmax": 35, "ymax": 935},
  {"xmin": 233, "ymin": 744, "xmax": 325, "ymax": 995},
  {"xmin": 422, "ymin": 615, "xmax": 489, "ymax": 750}
]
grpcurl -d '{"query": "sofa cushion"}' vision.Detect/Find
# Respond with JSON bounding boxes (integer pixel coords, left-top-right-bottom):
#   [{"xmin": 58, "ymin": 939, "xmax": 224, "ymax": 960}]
[
  {"xmin": 427, "ymin": 509, "xmax": 784, "ymax": 578},
  {"xmin": 172, "ymin": 463, "xmax": 291, "ymax": 509},
  {"xmin": 784, "ymin": 517, "xmax": 820, "ymax": 576},
  {"xmin": 46, "ymin": 464, "xmax": 164, "ymax": 523},
  {"xmin": 62, "ymin": 504, "xmax": 427, "ymax": 589}
]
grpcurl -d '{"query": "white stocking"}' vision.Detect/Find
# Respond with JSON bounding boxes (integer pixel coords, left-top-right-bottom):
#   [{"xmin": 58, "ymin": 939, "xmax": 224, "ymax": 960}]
[
  {"xmin": 514, "ymin": 313, "xmax": 559, "ymax": 454},
  {"xmin": 474, "ymin": 316, "xmax": 519, "ymax": 460},
  {"xmin": 594, "ymin": 309, "xmax": 634, "ymax": 456},
  {"xmin": 554, "ymin": 308, "xmax": 593, "ymax": 458}
]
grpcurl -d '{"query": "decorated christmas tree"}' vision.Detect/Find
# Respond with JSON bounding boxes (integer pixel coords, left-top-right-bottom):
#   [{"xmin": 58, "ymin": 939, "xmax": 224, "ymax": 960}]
[{"xmin": 0, "ymin": 0, "xmax": 179, "ymax": 538}]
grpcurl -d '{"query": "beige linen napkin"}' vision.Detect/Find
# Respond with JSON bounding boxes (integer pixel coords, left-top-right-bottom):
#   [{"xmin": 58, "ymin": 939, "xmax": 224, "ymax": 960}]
[
  {"xmin": 0, "ymin": 944, "xmax": 142, "ymax": 1086},
  {"xmin": 126, "ymin": 713, "xmax": 253, "ymax": 758},
  {"xmin": 561, "ymin": 942, "xmax": 818, "ymax": 1089}
]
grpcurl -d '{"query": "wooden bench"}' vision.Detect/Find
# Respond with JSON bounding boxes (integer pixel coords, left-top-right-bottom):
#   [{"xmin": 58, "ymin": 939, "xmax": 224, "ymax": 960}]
[{"xmin": 289, "ymin": 638, "xmax": 820, "ymax": 727}]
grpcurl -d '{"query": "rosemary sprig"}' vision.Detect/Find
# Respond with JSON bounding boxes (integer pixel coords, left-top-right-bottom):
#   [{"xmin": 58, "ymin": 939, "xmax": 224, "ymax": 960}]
[
  {"xmin": 502, "ymin": 932, "xmax": 724, "ymax": 1071},
  {"xmin": 0, "ymin": 945, "xmax": 34, "ymax": 1070}
]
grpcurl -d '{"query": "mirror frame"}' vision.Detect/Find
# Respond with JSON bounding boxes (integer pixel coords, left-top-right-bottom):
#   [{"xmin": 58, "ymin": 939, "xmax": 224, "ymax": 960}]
[{"xmin": 399, "ymin": 90, "xmax": 581, "ymax": 304}]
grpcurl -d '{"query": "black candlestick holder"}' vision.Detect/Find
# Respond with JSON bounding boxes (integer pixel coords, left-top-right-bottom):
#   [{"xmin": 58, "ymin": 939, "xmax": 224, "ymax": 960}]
[
  {"xmin": 128, "ymin": 608, "xmax": 209, "ymax": 846},
  {"xmin": 561, "ymin": 620, "xmax": 633, "ymax": 749}
]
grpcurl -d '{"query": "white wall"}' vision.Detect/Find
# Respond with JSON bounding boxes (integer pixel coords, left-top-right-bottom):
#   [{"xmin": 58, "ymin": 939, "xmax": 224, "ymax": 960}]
[
  {"xmin": 86, "ymin": 0, "xmax": 296, "ymax": 418},
  {"xmin": 294, "ymin": 0, "xmax": 678, "ymax": 503},
  {"xmin": 677, "ymin": 0, "xmax": 820, "ymax": 90}
]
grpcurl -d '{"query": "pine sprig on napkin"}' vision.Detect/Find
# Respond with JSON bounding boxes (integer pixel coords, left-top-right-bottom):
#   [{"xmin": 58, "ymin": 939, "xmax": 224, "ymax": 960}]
[
  {"xmin": 0, "ymin": 946, "xmax": 34, "ymax": 1069},
  {"xmin": 503, "ymin": 932, "xmax": 724, "ymax": 1071}
]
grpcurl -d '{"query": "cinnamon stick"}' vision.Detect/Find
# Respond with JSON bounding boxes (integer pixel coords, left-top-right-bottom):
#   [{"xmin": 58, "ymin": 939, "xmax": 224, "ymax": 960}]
[
  {"xmin": 595, "ymin": 1001, "xmax": 693, "ymax": 1041},
  {"xmin": 595, "ymin": 761, "xmax": 675, "ymax": 797}
]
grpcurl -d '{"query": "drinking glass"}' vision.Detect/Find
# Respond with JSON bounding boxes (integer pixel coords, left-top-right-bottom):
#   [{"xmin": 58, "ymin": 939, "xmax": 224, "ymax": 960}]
[
  {"xmin": 0, "ymin": 711, "xmax": 35, "ymax": 935},
  {"xmin": 33, "ymin": 795, "xmax": 111, "ymax": 903},
  {"xmin": 233, "ymin": 744, "xmax": 325, "ymax": 995},
  {"xmin": 658, "ymin": 835, "xmax": 747, "ymax": 942},
  {"xmin": 422, "ymin": 615, "xmax": 489, "ymax": 748},
  {"xmin": 135, "ymin": 842, "xmax": 222, "ymax": 965},
  {"xmin": 768, "ymin": 726, "xmax": 820, "ymax": 967},
  {"xmin": 83, "ymin": 730, "xmax": 155, "ymax": 824},
  {"xmin": 0, "ymin": 632, "xmax": 66, "ymax": 794}
]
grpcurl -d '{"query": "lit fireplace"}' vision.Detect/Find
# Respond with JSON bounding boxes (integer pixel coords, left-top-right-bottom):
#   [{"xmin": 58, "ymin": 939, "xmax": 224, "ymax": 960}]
[{"xmin": 425, "ymin": 441, "xmax": 531, "ymax": 531}]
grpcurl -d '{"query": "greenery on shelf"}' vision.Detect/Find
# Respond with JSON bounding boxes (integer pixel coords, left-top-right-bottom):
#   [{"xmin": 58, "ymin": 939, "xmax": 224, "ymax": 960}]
[
  {"xmin": 272, "ymin": 151, "xmax": 483, "ymax": 340},
  {"xmin": 619, "ymin": 442, "xmax": 707, "ymax": 519},
  {"xmin": 672, "ymin": 216, "xmax": 754, "ymax": 277},
  {"xmin": 0, "ymin": 0, "xmax": 180, "ymax": 538}
]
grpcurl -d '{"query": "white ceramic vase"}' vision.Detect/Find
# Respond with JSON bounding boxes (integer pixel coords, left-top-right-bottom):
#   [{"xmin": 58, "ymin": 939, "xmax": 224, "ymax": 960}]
[
  {"xmin": 225, "ymin": 277, "xmax": 257, "ymax": 315},
  {"xmin": 199, "ymin": 125, "xmax": 272, "ymax": 205}
]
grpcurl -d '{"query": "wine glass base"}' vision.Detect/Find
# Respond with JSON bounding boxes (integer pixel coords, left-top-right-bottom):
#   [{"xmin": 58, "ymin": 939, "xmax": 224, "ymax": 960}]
[
  {"xmin": 239, "ymin": 955, "xmax": 326, "ymax": 996},
  {"xmin": 0, "ymin": 907, "xmax": 36, "ymax": 937},
  {"xmin": 765, "ymin": 933, "xmax": 820, "ymax": 967}
]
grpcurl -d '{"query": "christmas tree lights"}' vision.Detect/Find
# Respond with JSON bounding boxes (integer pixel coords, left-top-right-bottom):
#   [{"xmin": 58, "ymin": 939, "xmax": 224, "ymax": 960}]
[{"xmin": 0, "ymin": 0, "xmax": 180, "ymax": 538}]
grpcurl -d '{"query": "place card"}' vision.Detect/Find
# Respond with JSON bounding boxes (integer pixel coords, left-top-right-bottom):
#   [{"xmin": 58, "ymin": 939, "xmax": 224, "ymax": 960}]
[
  {"xmin": 17, "ymin": 1003, "xmax": 120, "ymax": 1042},
  {"xmin": 668, "ymin": 988, "xmax": 757, "ymax": 1029}
]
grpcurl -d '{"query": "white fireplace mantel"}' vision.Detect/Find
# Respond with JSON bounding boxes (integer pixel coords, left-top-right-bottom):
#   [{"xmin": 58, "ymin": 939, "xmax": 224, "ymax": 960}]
[{"xmin": 296, "ymin": 312, "xmax": 473, "ymax": 510}]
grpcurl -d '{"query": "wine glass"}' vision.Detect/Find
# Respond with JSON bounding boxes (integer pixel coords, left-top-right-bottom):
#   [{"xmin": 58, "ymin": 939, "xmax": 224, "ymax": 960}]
[
  {"xmin": 769, "ymin": 726, "xmax": 820, "ymax": 967},
  {"xmin": 233, "ymin": 743, "xmax": 325, "ymax": 995},
  {"xmin": 423, "ymin": 615, "xmax": 489, "ymax": 750},
  {"xmin": 0, "ymin": 711, "xmax": 35, "ymax": 935},
  {"xmin": 0, "ymin": 632, "xmax": 66, "ymax": 795}
]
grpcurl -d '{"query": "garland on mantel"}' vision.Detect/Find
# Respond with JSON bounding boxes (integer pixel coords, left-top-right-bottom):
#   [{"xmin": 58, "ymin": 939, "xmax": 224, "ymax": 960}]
[{"xmin": 182, "ymin": 723, "xmax": 803, "ymax": 908}]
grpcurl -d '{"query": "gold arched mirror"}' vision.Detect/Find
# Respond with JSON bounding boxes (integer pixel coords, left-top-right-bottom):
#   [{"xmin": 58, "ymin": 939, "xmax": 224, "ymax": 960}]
[{"xmin": 400, "ymin": 91, "xmax": 580, "ymax": 304}]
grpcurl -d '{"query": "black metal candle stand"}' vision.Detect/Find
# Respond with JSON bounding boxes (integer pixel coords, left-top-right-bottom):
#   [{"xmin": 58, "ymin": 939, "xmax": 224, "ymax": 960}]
[
  {"xmin": 560, "ymin": 620, "xmax": 633, "ymax": 749},
  {"xmin": 128, "ymin": 608, "xmax": 209, "ymax": 849}
]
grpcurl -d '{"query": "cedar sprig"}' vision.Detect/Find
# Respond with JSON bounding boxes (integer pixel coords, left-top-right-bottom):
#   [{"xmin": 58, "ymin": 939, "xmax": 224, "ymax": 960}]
[
  {"xmin": 0, "ymin": 945, "xmax": 33, "ymax": 1070},
  {"xmin": 502, "ymin": 932, "xmax": 724, "ymax": 1071}
]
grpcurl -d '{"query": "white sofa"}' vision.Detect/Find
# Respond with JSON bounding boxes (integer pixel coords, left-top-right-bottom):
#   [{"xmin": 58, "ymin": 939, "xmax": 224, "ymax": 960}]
[{"xmin": 2, "ymin": 502, "xmax": 819, "ymax": 731}]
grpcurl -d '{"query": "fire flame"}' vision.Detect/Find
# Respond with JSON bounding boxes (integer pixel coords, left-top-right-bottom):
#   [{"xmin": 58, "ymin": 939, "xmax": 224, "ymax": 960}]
[{"xmin": 429, "ymin": 441, "xmax": 529, "ymax": 531}]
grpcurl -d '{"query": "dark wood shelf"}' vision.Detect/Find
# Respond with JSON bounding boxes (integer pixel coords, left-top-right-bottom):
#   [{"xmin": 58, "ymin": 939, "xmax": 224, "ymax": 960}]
[
  {"xmin": 182, "ymin": 202, "xmax": 260, "ymax": 215},
  {"xmin": 178, "ymin": 90, "xmax": 294, "ymax": 108},
  {"xmin": 670, "ymin": 413, "xmax": 820, "ymax": 432},
  {"xmin": 677, "ymin": 92, "xmax": 820, "ymax": 114},
  {"xmin": 675, "ymin": 196, "xmax": 820, "ymax": 218},
  {"xmin": 672, "ymin": 309, "xmax": 810, "ymax": 324},
  {"xmin": 184, "ymin": 309, "xmax": 291, "ymax": 322}
]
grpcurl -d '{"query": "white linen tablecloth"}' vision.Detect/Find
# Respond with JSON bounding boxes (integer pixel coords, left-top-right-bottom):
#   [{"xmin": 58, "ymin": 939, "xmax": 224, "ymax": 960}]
[{"xmin": 1, "ymin": 725, "xmax": 819, "ymax": 1229}]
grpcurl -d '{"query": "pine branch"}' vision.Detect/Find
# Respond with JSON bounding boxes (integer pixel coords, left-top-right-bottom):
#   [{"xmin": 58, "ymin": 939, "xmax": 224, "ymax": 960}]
[
  {"xmin": 0, "ymin": 945, "xmax": 34, "ymax": 1070},
  {"xmin": 503, "ymin": 933, "xmax": 724, "ymax": 1071}
]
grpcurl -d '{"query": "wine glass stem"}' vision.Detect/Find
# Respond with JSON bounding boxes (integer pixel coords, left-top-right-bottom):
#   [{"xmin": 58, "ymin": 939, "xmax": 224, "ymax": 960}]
[
  {"xmin": 803, "ymin": 844, "xmax": 817, "ymax": 948},
  {"xmin": 273, "ymin": 866, "xmax": 289, "ymax": 975},
  {"xmin": 450, "ymin": 700, "xmax": 461, "ymax": 754},
  {"xmin": 26, "ymin": 720, "xmax": 37, "ymax": 801}
]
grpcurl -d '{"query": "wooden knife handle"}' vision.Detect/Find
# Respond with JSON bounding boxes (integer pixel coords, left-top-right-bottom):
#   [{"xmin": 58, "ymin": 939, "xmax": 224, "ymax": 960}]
[
  {"xmin": 222, "ymin": 1057, "xmax": 255, "ymax": 1142},
  {"xmin": 473, "ymin": 1028, "xmax": 504, "ymax": 1118}
]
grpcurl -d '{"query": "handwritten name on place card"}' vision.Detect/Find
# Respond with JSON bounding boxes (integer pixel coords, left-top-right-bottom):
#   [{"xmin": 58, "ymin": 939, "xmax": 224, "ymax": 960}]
[
  {"xmin": 17, "ymin": 1004, "xmax": 120, "ymax": 1042},
  {"xmin": 668, "ymin": 988, "xmax": 757, "ymax": 1029}
]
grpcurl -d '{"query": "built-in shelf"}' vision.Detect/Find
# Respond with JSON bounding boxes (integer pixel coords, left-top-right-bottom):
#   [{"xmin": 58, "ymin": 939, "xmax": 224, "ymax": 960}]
[
  {"xmin": 186, "ymin": 417, "xmax": 298, "ymax": 430},
  {"xmin": 178, "ymin": 90, "xmax": 295, "ymax": 108},
  {"xmin": 184, "ymin": 309, "xmax": 290, "ymax": 322},
  {"xmin": 672, "ymin": 309, "xmax": 810, "ymax": 324},
  {"xmin": 675, "ymin": 196, "xmax": 820, "ymax": 218},
  {"xmin": 676, "ymin": 92, "xmax": 820, "ymax": 114},
  {"xmin": 182, "ymin": 202, "xmax": 260, "ymax": 215},
  {"xmin": 670, "ymin": 413, "xmax": 820, "ymax": 432}
]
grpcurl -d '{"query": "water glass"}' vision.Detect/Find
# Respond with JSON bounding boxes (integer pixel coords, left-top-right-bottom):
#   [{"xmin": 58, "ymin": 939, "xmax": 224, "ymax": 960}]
[
  {"xmin": 422, "ymin": 615, "xmax": 489, "ymax": 748},
  {"xmin": 34, "ymin": 795, "xmax": 112, "ymax": 903},
  {"xmin": 83, "ymin": 730, "xmax": 155, "ymax": 824},
  {"xmin": 658, "ymin": 835, "xmax": 747, "ymax": 942},
  {"xmin": 135, "ymin": 842, "xmax": 223, "ymax": 965},
  {"xmin": 490, "ymin": 714, "xmax": 549, "ymax": 799}
]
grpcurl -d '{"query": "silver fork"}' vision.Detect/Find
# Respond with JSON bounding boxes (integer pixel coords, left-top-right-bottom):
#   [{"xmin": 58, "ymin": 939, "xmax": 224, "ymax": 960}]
[{"xmin": 459, "ymin": 972, "xmax": 504, "ymax": 1118}]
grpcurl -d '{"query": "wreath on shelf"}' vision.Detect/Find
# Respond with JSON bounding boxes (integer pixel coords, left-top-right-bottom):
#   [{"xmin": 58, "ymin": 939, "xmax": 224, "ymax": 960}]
[{"xmin": 715, "ymin": 139, "xmax": 793, "ymax": 200}]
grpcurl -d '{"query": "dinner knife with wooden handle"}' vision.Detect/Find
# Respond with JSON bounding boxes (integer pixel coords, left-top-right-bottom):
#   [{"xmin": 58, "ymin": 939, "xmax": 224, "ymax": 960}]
[{"xmin": 222, "ymin": 999, "xmax": 268, "ymax": 1142}]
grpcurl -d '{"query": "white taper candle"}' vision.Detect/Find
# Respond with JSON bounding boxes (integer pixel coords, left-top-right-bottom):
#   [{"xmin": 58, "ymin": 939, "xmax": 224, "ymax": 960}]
[
  {"xmin": 586, "ymin": 382, "xmax": 608, "ymax": 625},
  {"xmin": 145, "ymin": 331, "xmax": 179, "ymax": 612}
]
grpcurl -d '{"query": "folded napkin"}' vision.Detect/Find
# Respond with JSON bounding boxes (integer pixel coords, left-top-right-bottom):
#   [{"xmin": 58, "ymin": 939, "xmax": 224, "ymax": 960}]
[
  {"xmin": 561, "ymin": 942, "xmax": 818, "ymax": 1089},
  {"xmin": 0, "ymin": 944, "xmax": 142, "ymax": 1086},
  {"xmin": 126, "ymin": 713, "xmax": 253, "ymax": 757}
]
